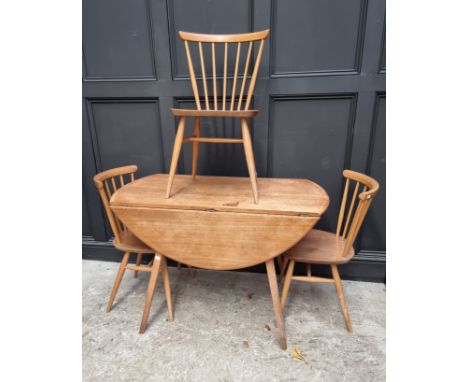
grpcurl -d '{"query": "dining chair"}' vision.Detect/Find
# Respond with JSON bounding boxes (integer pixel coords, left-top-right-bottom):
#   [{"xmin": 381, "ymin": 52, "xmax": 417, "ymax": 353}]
[
  {"xmin": 93, "ymin": 165, "xmax": 173, "ymax": 333},
  {"xmin": 166, "ymin": 29, "xmax": 270, "ymax": 203},
  {"xmin": 280, "ymin": 170, "xmax": 379, "ymax": 332}
]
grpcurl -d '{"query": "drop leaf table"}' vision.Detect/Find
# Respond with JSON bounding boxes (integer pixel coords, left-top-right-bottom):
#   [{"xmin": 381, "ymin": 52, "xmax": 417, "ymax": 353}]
[{"xmin": 110, "ymin": 174, "xmax": 329, "ymax": 349}]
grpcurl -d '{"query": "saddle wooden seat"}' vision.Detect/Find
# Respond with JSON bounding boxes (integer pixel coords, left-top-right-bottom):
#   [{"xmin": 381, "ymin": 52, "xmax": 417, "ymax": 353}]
[
  {"xmin": 112, "ymin": 229, "xmax": 154, "ymax": 254},
  {"xmin": 285, "ymin": 229, "xmax": 355, "ymax": 265}
]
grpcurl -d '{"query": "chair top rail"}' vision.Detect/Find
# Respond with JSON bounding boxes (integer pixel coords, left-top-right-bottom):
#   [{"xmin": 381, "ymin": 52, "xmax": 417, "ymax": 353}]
[
  {"xmin": 93, "ymin": 165, "xmax": 138, "ymax": 188},
  {"xmin": 343, "ymin": 170, "xmax": 379, "ymax": 200},
  {"xmin": 179, "ymin": 30, "xmax": 269, "ymax": 43}
]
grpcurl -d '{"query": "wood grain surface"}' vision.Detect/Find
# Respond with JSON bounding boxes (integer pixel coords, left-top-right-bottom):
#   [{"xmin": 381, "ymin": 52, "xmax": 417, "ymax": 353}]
[
  {"xmin": 112, "ymin": 174, "xmax": 329, "ymax": 217},
  {"xmin": 110, "ymin": 174, "xmax": 329, "ymax": 270}
]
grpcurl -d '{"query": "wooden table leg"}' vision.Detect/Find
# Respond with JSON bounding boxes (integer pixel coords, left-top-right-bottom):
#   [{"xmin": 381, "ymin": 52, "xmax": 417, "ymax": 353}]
[{"xmin": 266, "ymin": 259, "xmax": 287, "ymax": 350}]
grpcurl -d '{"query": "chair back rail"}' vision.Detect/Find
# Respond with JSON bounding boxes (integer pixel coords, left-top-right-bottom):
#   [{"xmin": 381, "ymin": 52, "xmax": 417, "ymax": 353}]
[
  {"xmin": 335, "ymin": 170, "xmax": 380, "ymax": 259},
  {"xmin": 179, "ymin": 29, "xmax": 269, "ymax": 112},
  {"xmin": 93, "ymin": 165, "xmax": 138, "ymax": 245}
]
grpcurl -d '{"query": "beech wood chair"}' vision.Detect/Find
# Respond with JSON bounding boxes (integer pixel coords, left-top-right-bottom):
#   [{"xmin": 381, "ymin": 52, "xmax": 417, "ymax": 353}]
[
  {"xmin": 93, "ymin": 165, "xmax": 173, "ymax": 333},
  {"xmin": 280, "ymin": 170, "xmax": 379, "ymax": 332},
  {"xmin": 166, "ymin": 29, "xmax": 270, "ymax": 203}
]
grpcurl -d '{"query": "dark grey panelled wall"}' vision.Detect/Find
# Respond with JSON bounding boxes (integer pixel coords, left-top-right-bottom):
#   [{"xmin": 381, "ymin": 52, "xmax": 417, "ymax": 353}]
[{"xmin": 83, "ymin": 0, "xmax": 386, "ymax": 280}]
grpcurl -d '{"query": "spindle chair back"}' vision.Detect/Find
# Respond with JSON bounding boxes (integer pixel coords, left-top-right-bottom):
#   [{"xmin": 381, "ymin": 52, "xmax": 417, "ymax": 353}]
[
  {"xmin": 166, "ymin": 30, "xmax": 270, "ymax": 204},
  {"xmin": 179, "ymin": 29, "xmax": 269, "ymax": 112},
  {"xmin": 94, "ymin": 165, "xmax": 137, "ymax": 246},
  {"xmin": 335, "ymin": 170, "xmax": 380, "ymax": 259}
]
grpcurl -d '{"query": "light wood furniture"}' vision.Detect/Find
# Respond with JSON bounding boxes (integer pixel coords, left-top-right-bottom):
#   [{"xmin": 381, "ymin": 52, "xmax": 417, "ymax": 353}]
[
  {"xmin": 110, "ymin": 174, "xmax": 329, "ymax": 349},
  {"xmin": 280, "ymin": 170, "xmax": 379, "ymax": 333},
  {"xmin": 166, "ymin": 30, "xmax": 270, "ymax": 204},
  {"xmin": 93, "ymin": 165, "xmax": 174, "ymax": 333}
]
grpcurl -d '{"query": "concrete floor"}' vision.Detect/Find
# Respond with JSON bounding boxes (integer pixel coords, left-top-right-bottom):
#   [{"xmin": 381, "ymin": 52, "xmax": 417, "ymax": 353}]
[{"xmin": 83, "ymin": 260, "xmax": 385, "ymax": 382}]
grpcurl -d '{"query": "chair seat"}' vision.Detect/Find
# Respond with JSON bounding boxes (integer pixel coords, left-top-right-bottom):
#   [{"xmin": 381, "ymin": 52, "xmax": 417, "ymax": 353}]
[
  {"xmin": 285, "ymin": 229, "xmax": 354, "ymax": 265},
  {"xmin": 170, "ymin": 108, "xmax": 258, "ymax": 118},
  {"xmin": 113, "ymin": 230, "xmax": 154, "ymax": 254}
]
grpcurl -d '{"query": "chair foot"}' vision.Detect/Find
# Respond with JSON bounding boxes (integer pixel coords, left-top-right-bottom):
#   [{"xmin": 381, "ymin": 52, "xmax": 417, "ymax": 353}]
[
  {"xmin": 331, "ymin": 264, "xmax": 353, "ymax": 333},
  {"xmin": 139, "ymin": 255, "xmax": 162, "ymax": 333},
  {"xmin": 106, "ymin": 252, "xmax": 130, "ymax": 312}
]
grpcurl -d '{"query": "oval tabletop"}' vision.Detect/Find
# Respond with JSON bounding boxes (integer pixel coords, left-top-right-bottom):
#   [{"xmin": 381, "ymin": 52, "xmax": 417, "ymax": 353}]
[{"xmin": 110, "ymin": 174, "xmax": 329, "ymax": 270}]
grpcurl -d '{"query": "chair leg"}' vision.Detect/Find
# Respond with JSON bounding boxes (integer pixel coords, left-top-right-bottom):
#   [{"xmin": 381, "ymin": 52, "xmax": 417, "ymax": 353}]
[
  {"xmin": 306, "ymin": 264, "xmax": 312, "ymax": 277},
  {"xmin": 241, "ymin": 118, "xmax": 259, "ymax": 204},
  {"xmin": 279, "ymin": 257, "xmax": 289, "ymax": 282},
  {"xmin": 161, "ymin": 257, "xmax": 174, "ymax": 321},
  {"xmin": 188, "ymin": 266, "xmax": 195, "ymax": 278},
  {"xmin": 134, "ymin": 253, "xmax": 143, "ymax": 278},
  {"xmin": 266, "ymin": 259, "xmax": 287, "ymax": 350},
  {"xmin": 166, "ymin": 117, "xmax": 186, "ymax": 198},
  {"xmin": 192, "ymin": 117, "xmax": 201, "ymax": 179},
  {"xmin": 276, "ymin": 255, "xmax": 283, "ymax": 269},
  {"xmin": 107, "ymin": 251, "xmax": 130, "ymax": 312},
  {"xmin": 331, "ymin": 264, "xmax": 352, "ymax": 333},
  {"xmin": 280, "ymin": 260, "xmax": 295, "ymax": 308},
  {"xmin": 139, "ymin": 254, "xmax": 162, "ymax": 333},
  {"xmin": 147, "ymin": 256, "xmax": 154, "ymax": 267}
]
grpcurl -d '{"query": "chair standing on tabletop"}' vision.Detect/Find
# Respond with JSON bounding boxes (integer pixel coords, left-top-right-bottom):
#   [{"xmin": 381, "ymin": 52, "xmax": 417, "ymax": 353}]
[
  {"xmin": 280, "ymin": 170, "xmax": 379, "ymax": 333},
  {"xmin": 165, "ymin": 29, "xmax": 270, "ymax": 204},
  {"xmin": 93, "ymin": 165, "xmax": 173, "ymax": 333}
]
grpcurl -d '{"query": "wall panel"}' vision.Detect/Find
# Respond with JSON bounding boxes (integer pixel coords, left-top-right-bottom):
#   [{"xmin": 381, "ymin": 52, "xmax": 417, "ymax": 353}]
[
  {"xmin": 87, "ymin": 99, "xmax": 164, "ymax": 177},
  {"xmin": 360, "ymin": 94, "xmax": 386, "ymax": 252},
  {"xmin": 82, "ymin": 0, "xmax": 157, "ymax": 79},
  {"xmin": 271, "ymin": 0, "xmax": 367, "ymax": 76},
  {"xmin": 268, "ymin": 95, "xmax": 356, "ymax": 231},
  {"xmin": 83, "ymin": 0, "xmax": 386, "ymax": 280}
]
